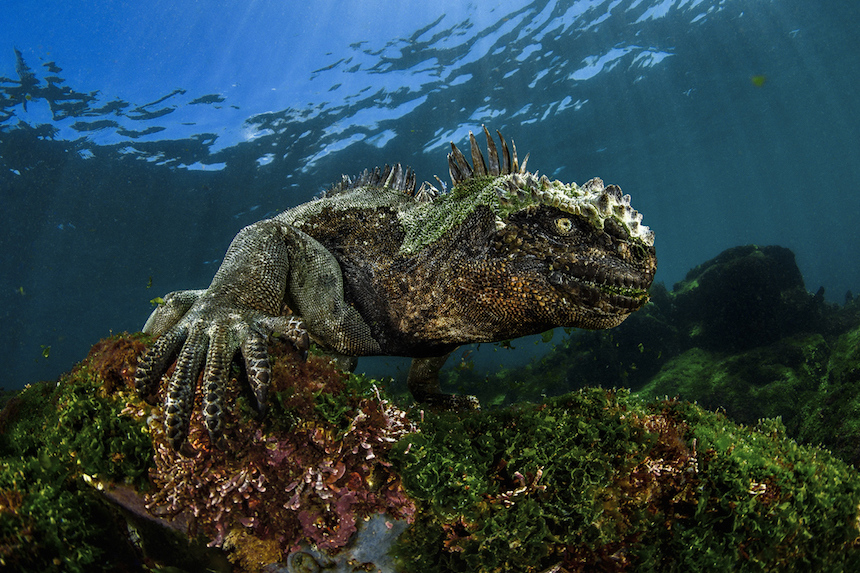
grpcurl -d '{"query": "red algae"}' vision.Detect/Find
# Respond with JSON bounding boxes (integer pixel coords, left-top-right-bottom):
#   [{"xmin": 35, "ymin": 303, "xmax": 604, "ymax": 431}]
[{"xmin": 144, "ymin": 340, "xmax": 417, "ymax": 566}]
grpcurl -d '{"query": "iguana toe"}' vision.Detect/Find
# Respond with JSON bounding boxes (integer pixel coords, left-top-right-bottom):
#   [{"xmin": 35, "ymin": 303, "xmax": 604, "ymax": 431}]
[
  {"xmin": 406, "ymin": 354, "xmax": 481, "ymax": 411},
  {"xmin": 134, "ymin": 324, "xmax": 188, "ymax": 396},
  {"xmin": 164, "ymin": 325, "xmax": 208, "ymax": 450},
  {"xmin": 143, "ymin": 290, "xmax": 204, "ymax": 337},
  {"xmin": 240, "ymin": 330, "xmax": 270, "ymax": 417},
  {"xmin": 136, "ymin": 308, "xmax": 312, "ymax": 451},
  {"xmin": 243, "ymin": 315, "xmax": 311, "ymax": 414},
  {"xmin": 201, "ymin": 323, "xmax": 230, "ymax": 445}
]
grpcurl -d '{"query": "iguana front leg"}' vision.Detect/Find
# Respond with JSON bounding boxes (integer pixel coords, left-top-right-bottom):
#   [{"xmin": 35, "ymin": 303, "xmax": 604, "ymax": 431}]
[{"xmin": 135, "ymin": 219, "xmax": 380, "ymax": 451}]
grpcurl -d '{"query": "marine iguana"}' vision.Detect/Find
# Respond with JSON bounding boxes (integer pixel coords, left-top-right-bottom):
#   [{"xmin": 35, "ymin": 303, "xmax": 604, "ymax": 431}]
[{"xmin": 135, "ymin": 126, "xmax": 657, "ymax": 450}]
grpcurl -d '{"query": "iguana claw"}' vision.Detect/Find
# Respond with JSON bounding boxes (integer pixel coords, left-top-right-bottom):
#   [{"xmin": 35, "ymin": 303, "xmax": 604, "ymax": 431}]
[{"xmin": 134, "ymin": 291, "xmax": 309, "ymax": 451}]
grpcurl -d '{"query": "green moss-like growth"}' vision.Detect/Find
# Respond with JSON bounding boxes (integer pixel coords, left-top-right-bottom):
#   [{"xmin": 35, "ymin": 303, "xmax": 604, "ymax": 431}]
[
  {"xmin": 657, "ymin": 403, "xmax": 860, "ymax": 571},
  {"xmin": 795, "ymin": 321, "xmax": 860, "ymax": 465},
  {"xmin": 632, "ymin": 319, "xmax": 860, "ymax": 466},
  {"xmin": 635, "ymin": 334, "xmax": 828, "ymax": 432},
  {"xmin": 0, "ymin": 333, "xmax": 154, "ymax": 572},
  {"xmin": 5, "ymin": 330, "xmax": 860, "ymax": 572},
  {"xmin": 391, "ymin": 389, "xmax": 646, "ymax": 571},
  {"xmin": 391, "ymin": 389, "xmax": 860, "ymax": 572},
  {"xmin": 0, "ymin": 455, "xmax": 125, "ymax": 572}
]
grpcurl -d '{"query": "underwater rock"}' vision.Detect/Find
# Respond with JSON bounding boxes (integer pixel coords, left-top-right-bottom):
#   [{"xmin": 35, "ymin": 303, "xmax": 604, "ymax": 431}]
[
  {"xmin": 622, "ymin": 246, "xmax": 860, "ymax": 464},
  {"xmin": 390, "ymin": 390, "xmax": 860, "ymax": 572},
  {"xmin": 795, "ymin": 320, "xmax": 860, "ymax": 466},
  {"xmin": 271, "ymin": 515, "xmax": 408, "ymax": 573},
  {"xmin": 0, "ymin": 334, "xmax": 416, "ymax": 572},
  {"xmin": 671, "ymin": 245, "xmax": 818, "ymax": 352},
  {"xmin": 635, "ymin": 333, "xmax": 828, "ymax": 436},
  {"xmin": 3, "ymin": 331, "xmax": 860, "ymax": 571}
]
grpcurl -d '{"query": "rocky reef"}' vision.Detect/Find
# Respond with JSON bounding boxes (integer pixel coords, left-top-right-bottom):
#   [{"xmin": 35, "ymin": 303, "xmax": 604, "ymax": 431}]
[
  {"xmin": 2, "ymin": 245, "xmax": 860, "ymax": 571},
  {"xmin": 393, "ymin": 394, "xmax": 860, "ymax": 572}
]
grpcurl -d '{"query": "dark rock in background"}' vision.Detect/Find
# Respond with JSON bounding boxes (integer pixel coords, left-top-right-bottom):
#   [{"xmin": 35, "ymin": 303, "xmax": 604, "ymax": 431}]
[{"xmin": 671, "ymin": 245, "xmax": 822, "ymax": 352}]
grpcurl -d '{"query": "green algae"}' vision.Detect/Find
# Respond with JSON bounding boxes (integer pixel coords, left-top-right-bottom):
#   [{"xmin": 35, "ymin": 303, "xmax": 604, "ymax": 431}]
[
  {"xmin": 634, "ymin": 333, "xmax": 827, "ymax": 429},
  {"xmin": 630, "ymin": 321, "xmax": 860, "ymax": 467},
  {"xmin": 0, "ymin": 455, "xmax": 121, "ymax": 572},
  {"xmin": 391, "ymin": 389, "xmax": 860, "ymax": 572},
  {"xmin": 391, "ymin": 388, "xmax": 644, "ymax": 571},
  {"xmin": 0, "ymin": 334, "xmax": 154, "ymax": 572},
  {"xmin": 662, "ymin": 405, "xmax": 860, "ymax": 572},
  {"xmin": 795, "ymin": 321, "xmax": 860, "ymax": 464}
]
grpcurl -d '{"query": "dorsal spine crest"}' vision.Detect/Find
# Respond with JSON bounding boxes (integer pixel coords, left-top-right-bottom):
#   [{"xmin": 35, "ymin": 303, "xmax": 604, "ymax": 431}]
[{"xmin": 309, "ymin": 126, "xmax": 653, "ymax": 255}]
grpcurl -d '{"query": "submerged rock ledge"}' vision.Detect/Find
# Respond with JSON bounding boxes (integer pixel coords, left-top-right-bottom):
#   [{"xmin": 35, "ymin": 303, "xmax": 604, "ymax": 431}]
[{"xmin": 1, "ymin": 332, "xmax": 858, "ymax": 572}]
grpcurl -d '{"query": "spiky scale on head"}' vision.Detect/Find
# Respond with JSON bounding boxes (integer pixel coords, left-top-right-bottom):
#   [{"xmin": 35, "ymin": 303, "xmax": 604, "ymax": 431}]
[{"xmin": 284, "ymin": 126, "xmax": 651, "ymax": 258}]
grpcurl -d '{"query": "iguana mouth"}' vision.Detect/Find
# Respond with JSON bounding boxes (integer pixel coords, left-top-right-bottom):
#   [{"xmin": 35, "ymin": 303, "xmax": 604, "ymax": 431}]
[{"xmin": 548, "ymin": 270, "xmax": 651, "ymax": 310}]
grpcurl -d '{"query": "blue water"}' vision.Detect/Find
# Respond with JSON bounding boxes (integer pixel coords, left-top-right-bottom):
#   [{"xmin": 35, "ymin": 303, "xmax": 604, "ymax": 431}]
[{"xmin": 2, "ymin": 0, "xmax": 859, "ymax": 390}]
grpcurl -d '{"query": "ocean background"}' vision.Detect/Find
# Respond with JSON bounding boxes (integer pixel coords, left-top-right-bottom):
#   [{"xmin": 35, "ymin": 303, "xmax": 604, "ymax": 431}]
[{"xmin": 1, "ymin": 0, "xmax": 858, "ymax": 390}]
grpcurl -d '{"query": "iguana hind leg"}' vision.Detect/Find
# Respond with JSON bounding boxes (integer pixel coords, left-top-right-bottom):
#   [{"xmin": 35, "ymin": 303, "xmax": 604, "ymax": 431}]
[{"xmin": 407, "ymin": 352, "xmax": 479, "ymax": 410}]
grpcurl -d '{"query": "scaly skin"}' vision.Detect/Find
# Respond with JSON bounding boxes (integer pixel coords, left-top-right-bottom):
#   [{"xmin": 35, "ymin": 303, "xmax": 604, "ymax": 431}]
[{"xmin": 135, "ymin": 127, "xmax": 657, "ymax": 450}]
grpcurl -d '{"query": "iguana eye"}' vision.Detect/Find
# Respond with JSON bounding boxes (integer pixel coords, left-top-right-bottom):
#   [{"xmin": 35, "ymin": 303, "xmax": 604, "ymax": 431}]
[{"xmin": 555, "ymin": 217, "xmax": 573, "ymax": 235}]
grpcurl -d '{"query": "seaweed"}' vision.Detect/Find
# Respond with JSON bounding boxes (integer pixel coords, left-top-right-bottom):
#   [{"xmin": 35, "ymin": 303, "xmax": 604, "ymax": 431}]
[
  {"xmin": 0, "ymin": 333, "xmax": 153, "ymax": 572},
  {"xmin": 143, "ymin": 338, "xmax": 417, "ymax": 566},
  {"xmin": 391, "ymin": 389, "xmax": 860, "ymax": 572},
  {"xmin": 3, "ymin": 329, "xmax": 860, "ymax": 572}
]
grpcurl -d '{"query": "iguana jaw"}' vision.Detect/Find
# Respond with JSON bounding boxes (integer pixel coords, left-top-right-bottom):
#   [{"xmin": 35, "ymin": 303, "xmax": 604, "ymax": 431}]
[
  {"xmin": 541, "ymin": 235, "xmax": 656, "ymax": 318},
  {"xmin": 548, "ymin": 270, "xmax": 651, "ymax": 312}
]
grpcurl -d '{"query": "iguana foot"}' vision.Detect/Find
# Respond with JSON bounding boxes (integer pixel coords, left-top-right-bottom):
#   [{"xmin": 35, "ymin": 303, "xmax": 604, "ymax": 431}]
[{"xmin": 135, "ymin": 291, "xmax": 309, "ymax": 452}]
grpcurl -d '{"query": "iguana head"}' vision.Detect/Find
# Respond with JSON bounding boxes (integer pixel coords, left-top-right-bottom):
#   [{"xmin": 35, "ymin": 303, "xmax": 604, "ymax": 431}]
[{"xmin": 414, "ymin": 126, "xmax": 656, "ymax": 332}]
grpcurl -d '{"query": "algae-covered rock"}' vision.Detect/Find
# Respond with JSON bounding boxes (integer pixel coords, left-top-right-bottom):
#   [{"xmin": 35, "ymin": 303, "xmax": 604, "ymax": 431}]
[
  {"xmin": 671, "ymin": 245, "xmax": 815, "ymax": 352},
  {"xmin": 0, "ymin": 334, "xmax": 183, "ymax": 572},
  {"xmin": 392, "ymin": 390, "xmax": 860, "ymax": 572},
  {"xmin": 2, "ymin": 332, "xmax": 860, "ymax": 572},
  {"xmin": 796, "ymin": 321, "xmax": 860, "ymax": 465},
  {"xmin": 632, "ymin": 309, "xmax": 860, "ymax": 466},
  {"xmin": 0, "ymin": 334, "xmax": 416, "ymax": 572},
  {"xmin": 636, "ymin": 333, "xmax": 828, "ymax": 433}
]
